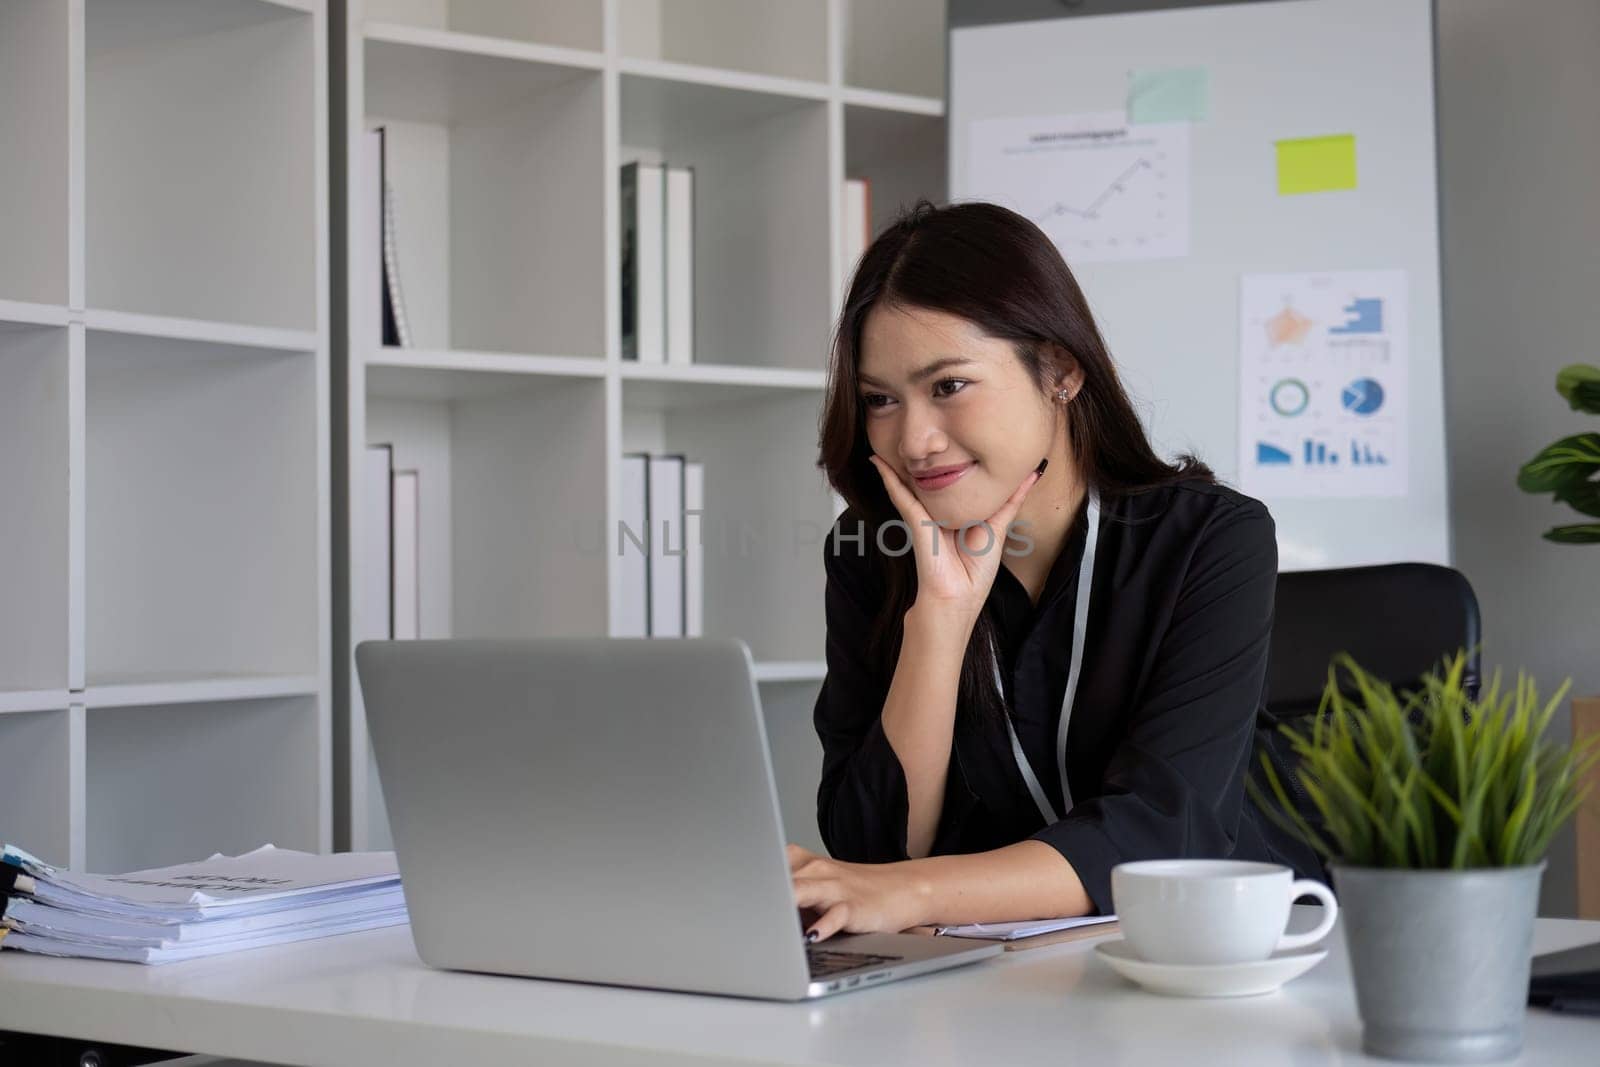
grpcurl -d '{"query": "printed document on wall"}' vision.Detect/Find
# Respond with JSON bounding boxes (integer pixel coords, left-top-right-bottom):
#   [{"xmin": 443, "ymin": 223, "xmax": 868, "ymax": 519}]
[
  {"xmin": 966, "ymin": 111, "xmax": 1190, "ymax": 263},
  {"xmin": 1239, "ymin": 270, "xmax": 1409, "ymax": 499}
]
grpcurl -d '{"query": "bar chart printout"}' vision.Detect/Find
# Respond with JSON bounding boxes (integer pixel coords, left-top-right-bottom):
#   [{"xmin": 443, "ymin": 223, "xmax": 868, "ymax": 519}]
[{"xmin": 1238, "ymin": 270, "xmax": 1408, "ymax": 499}]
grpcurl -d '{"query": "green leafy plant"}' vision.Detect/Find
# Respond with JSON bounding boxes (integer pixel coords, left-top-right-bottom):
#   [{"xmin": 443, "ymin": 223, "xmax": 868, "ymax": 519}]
[
  {"xmin": 1251, "ymin": 651, "xmax": 1600, "ymax": 869},
  {"xmin": 1517, "ymin": 363, "xmax": 1600, "ymax": 544}
]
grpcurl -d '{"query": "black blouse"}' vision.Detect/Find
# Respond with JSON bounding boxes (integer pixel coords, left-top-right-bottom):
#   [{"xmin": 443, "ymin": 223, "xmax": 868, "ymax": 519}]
[{"xmin": 812, "ymin": 479, "xmax": 1325, "ymax": 915}]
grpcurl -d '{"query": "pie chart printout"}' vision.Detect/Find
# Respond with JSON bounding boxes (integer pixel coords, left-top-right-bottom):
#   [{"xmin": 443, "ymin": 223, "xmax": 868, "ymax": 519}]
[
  {"xmin": 1239, "ymin": 270, "xmax": 1408, "ymax": 499},
  {"xmin": 1341, "ymin": 378, "xmax": 1384, "ymax": 416}
]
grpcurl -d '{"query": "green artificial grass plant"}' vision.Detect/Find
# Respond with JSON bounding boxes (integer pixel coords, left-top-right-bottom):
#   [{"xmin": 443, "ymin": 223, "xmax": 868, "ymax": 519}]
[{"xmin": 1253, "ymin": 651, "xmax": 1600, "ymax": 869}]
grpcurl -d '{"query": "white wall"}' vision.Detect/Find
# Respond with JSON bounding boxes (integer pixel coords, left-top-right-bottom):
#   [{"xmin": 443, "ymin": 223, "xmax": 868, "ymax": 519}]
[{"xmin": 1436, "ymin": 0, "xmax": 1600, "ymax": 918}]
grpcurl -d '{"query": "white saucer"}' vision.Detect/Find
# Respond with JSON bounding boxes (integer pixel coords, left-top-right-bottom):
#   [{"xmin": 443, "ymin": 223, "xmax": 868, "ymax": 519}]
[{"xmin": 1094, "ymin": 938, "xmax": 1328, "ymax": 998}]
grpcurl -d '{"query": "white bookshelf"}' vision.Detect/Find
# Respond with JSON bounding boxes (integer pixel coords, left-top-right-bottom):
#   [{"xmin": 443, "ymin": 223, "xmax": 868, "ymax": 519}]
[
  {"xmin": 0, "ymin": 0, "xmax": 331, "ymax": 872},
  {"xmin": 333, "ymin": 0, "xmax": 946, "ymax": 851}
]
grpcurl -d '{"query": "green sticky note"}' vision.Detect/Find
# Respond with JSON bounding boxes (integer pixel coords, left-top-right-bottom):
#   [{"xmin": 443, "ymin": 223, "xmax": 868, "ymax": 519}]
[
  {"xmin": 1276, "ymin": 134, "xmax": 1358, "ymax": 195},
  {"xmin": 1127, "ymin": 67, "xmax": 1209, "ymax": 124}
]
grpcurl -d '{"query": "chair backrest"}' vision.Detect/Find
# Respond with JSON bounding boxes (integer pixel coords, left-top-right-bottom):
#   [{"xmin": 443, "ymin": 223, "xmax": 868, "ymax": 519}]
[{"xmin": 1266, "ymin": 562, "xmax": 1483, "ymax": 720}]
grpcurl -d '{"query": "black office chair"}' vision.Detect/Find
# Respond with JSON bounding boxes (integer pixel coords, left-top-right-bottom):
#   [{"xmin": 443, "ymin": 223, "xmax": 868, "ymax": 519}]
[
  {"xmin": 1266, "ymin": 562, "xmax": 1483, "ymax": 721},
  {"xmin": 1256, "ymin": 563, "xmax": 1482, "ymax": 879}
]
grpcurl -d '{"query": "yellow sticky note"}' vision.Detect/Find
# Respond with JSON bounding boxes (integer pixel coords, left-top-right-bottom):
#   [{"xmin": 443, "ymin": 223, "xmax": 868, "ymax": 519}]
[{"xmin": 1276, "ymin": 134, "xmax": 1357, "ymax": 195}]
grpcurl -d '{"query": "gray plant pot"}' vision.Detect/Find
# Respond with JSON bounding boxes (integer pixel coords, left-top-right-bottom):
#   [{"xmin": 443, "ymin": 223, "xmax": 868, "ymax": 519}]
[{"xmin": 1331, "ymin": 863, "xmax": 1545, "ymax": 1064}]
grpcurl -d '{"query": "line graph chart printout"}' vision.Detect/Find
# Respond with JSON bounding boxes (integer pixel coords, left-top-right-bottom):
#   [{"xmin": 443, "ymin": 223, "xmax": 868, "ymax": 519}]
[{"xmin": 966, "ymin": 111, "xmax": 1190, "ymax": 263}]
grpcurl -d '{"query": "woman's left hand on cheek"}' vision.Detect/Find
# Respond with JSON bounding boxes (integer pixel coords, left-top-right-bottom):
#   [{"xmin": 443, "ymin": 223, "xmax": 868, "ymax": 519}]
[{"xmin": 788, "ymin": 844, "xmax": 928, "ymax": 942}]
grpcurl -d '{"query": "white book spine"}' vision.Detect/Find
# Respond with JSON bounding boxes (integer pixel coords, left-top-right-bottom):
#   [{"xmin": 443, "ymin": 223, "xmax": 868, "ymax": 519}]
[
  {"xmin": 666, "ymin": 165, "xmax": 695, "ymax": 366},
  {"xmin": 647, "ymin": 453, "xmax": 685, "ymax": 638},
  {"xmin": 362, "ymin": 445, "xmax": 394, "ymax": 641},
  {"xmin": 391, "ymin": 470, "xmax": 420, "ymax": 640},
  {"xmin": 360, "ymin": 130, "xmax": 383, "ymax": 351},
  {"xmin": 637, "ymin": 163, "xmax": 667, "ymax": 364},
  {"xmin": 684, "ymin": 461, "xmax": 704, "ymax": 637},
  {"xmin": 613, "ymin": 453, "xmax": 650, "ymax": 638},
  {"xmin": 843, "ymin": 178, "xmax": 869, "ymax": 282}
]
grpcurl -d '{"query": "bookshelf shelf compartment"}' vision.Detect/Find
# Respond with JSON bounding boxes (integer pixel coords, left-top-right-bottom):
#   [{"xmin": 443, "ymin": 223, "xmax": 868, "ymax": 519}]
[
  {"xmin": 86, "ymin": 332, "xmax": 320, "ymax": 687},
  {"xmin": 362, "ymin": 0, "xmax": 602, "ymax": 52},
  {"xmin": 844, "ymin": 103, "xmax": 948, "ymax": 242},
  {"xmin": 621, "ymin": 388, "xmax": 832, "ymax": 663},
  {"xmin": 364, "ymin": 373, "xmax": 610, "ymax": 641},
  {"xmin": 0, "ymin": 1, "xmax": 70, "ymax": 308},
  {"xmin": 363, "ymin": 39, "xmax": 605, "ymax": 358},
  {"xmin": 842, "ymin": 0, "xmax": 946, "ymax": 101},
  {"xmin": 0, "ymin": 709, "xmax": 74, "ymax": 867},
  {"xmin": 86, "ymin": 695, "xmax": 321, "ymax": 873},
  {"xmin": 619, "ymin": 0, "xmax": 828, "ymax": 84},
  {"xmin": 620, "ymin": 73, "xmax": 831, "ymax": 372},
  {"xmin": 0, "ymin": 324, "xmax": 71, "ymax": 695},
  {"xmin": 86, "ymin": 0, "xmax": 317, "ymax": 332}
]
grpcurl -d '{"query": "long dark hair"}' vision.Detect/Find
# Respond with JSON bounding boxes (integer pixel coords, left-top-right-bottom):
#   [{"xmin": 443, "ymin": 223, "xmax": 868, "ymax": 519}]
[{"xmin": 816, "ymin": 199, "xmax": 1213, "ymax": 727}]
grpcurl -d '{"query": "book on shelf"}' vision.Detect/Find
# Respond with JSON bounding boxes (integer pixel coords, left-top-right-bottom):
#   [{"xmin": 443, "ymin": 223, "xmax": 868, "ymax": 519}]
[
  {"xmin": 622, "ymin": 162, "xmax": 694, "ymax": 364},
  {"xmin": 665, "ymin": 164, "xmax": 695, "ymax": 366},
  {"xmin": 363, "ymin": 444, "xmax": 395, "ymax": 642},
  {"xmin": 362, "ymin": 126, "xmax": 413, "ymax": 349},
  {"xmin": 843, "ymin": 177, "xmax": 872, "ymax": 280},
  {"xmin": 614, "ymin": 452, "xmax": 705, "ymax": 639},
  {"xmin": 647, "ymin": 453, "xmax": 686, "ymax": 638},
  {"xmin": 621, "ymin": 161, "xmax": 666, "ymax": 363},
  {"xmin": 615, "ymin": 452, "xmax": 650, "ymax": 638},
  {"xmin": 684, "ymin": 459, "xmax": 704, "ymax": 638},
  {"xmin": 359, "ymin": 129, "xmax": 382, "ymax": 350},
  {"xmin": 391, "ymin": 468, "xmax": 420, "ymax": 640}
]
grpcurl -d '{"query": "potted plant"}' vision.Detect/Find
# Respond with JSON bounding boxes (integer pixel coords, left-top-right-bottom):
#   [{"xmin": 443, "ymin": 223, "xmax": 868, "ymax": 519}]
[
  {"xmin": 1254, "ymin": 651, "xmax": 1600, "ymax": 1063},
  {"xmin": 1517, "ymin": 362, "xmax": 1600, "ymax": 917},
  {"xmin": 1517, "ymin": 362, "xmax": 1600, "ymax": 545}
]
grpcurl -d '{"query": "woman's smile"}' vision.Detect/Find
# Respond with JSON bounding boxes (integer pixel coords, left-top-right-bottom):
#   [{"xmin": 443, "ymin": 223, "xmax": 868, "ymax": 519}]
[{"xmin": 912, "ymin": 462, "xmax": 975, "ymax": 492}]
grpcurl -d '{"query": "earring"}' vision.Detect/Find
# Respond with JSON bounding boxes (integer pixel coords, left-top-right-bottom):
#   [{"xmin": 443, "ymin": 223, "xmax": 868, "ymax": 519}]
[{"xmin": 1056, "ymin": 389, "xmax": 1071, "ymax": 402}]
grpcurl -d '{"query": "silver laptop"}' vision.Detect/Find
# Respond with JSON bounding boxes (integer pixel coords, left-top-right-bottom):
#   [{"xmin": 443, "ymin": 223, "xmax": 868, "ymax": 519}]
[{"xmin": 354, "ymin": 637, "xmax": 1001, "ymax": 1000}]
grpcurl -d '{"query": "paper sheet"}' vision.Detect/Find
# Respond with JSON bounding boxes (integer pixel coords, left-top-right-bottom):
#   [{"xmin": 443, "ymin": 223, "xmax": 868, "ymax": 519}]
[
  {"xmin": 1238, "ymin": 269, "xmax": 1410, "ymax": 499},
  {"xmin": 967, "ymin": 111, "xmax": 1190, "ymax": 263},
  {"xmin": 1128, "ymin": 67, "xmax": 1209, "ymax": 124},
  {"xmin": 936, "ymin": 914, "xmax": 1118, "ymax": 941}
]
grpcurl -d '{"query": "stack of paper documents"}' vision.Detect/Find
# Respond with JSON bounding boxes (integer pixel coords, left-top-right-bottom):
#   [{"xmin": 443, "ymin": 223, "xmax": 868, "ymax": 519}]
[
  {"xmin": 0, "ymin": 843, "xmax": 407, "ymax": 964},
  {"xmin": 935, "ymin": 914, "xmax": 1118, "ymax": 941}
]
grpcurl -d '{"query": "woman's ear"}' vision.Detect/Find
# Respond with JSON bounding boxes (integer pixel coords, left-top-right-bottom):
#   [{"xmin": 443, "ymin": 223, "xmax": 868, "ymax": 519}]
[{"xmin": 1052, "ymin": 350, "xmax": 1086, "ymax": 401}]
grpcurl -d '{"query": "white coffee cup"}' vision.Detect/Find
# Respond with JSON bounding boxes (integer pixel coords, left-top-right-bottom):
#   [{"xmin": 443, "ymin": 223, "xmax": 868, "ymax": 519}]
[{"xmin": 1110, "ymin": 859, "xmax": 1338, "ymax": 966}]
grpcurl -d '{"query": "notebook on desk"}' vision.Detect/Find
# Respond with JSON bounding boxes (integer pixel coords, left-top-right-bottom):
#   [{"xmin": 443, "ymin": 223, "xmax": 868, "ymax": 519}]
[
  {"xmin": 907, "ymin": 914, "xmax": 1121, "ymax": 951},
  {"xmin": 936, "ymin": 914, "xmax": 1119, "ymax": 941}
]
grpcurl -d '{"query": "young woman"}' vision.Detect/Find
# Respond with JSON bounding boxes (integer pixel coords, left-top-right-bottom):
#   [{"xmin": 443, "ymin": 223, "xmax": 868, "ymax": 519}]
[{"xmin": 789, "ymin": 200, "xmax": 1322, "ymax": 944}]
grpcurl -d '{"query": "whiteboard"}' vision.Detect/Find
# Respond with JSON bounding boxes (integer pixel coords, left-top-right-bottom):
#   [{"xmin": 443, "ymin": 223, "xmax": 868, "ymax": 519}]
[{"xmin": 950, "ymin": 0, "xmax": 1448, "ymax": 570}]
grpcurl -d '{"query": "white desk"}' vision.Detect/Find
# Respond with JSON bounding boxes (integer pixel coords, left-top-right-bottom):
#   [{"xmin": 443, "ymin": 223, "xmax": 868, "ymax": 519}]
[{"xmin": 1, "ymin": 910, "xmax": 1595, "ymax": 1066}]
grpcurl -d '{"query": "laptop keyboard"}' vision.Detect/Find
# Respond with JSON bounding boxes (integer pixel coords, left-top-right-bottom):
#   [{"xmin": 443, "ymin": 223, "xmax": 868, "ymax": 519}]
[{"xmin": 806, "ymin": 946, "xmax": 904, "ymax": 979}]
